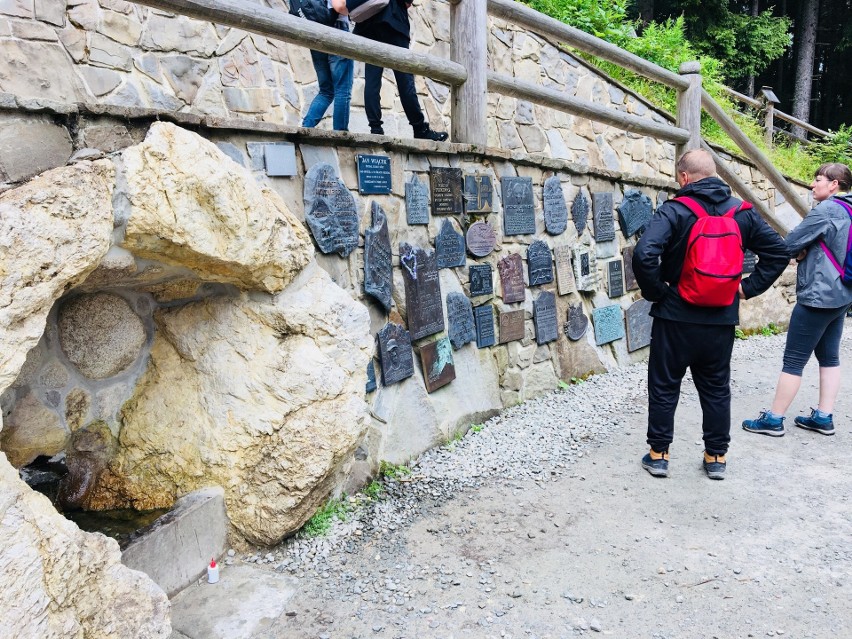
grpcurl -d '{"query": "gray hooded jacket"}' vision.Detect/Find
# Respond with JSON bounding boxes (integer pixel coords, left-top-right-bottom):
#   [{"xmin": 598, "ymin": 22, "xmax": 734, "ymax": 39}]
[{"xmin": 785, "ymin": 193, "xmax": 852, "ymax": 308}]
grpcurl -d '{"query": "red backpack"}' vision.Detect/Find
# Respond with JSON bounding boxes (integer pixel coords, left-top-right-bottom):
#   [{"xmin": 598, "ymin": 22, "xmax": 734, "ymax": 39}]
[{"xmin": 673, "ymin": 196, "xmax": 751, "ymax": 307}]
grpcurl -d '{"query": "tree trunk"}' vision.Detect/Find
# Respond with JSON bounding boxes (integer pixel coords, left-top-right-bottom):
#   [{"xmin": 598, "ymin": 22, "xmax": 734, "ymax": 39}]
[
  {"xmin": 745, "ymin": 0, "xmax": 760, "ymax": 97},
  {"xmin": 635, "ymin": 0, "xmax": 654, "ymax": 26},
  {"xmin": 791, "ymin": 0, "xmax": 820, "ymax": 139}
]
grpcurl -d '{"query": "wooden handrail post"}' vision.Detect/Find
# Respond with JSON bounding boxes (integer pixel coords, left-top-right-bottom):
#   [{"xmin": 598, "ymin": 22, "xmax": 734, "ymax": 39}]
[
  {"xmin": 676, "ymin": 61, "xmax": 702, "ymax": 158},
  {"xmin": 758, "ymin": 86, "xmax": 779, "ymax": 149},
  {"xmin": 451, "ymin": 0, "xmax": 488, "ymax": 146}
]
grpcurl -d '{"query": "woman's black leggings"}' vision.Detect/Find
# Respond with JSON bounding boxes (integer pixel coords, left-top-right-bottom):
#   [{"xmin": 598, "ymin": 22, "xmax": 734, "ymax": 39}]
[{"xmin": 781, "ymin": 303, "xmax": 849, "ymax": 375}]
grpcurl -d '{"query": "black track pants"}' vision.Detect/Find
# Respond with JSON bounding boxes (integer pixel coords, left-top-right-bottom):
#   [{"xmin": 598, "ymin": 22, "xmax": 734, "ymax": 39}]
[{"xmin": 646, "ymin": 318, "xmax": 736, "ymax": 456}]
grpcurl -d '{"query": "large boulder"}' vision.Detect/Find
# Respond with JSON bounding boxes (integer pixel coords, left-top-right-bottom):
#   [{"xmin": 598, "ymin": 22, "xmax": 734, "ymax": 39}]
[
  {"xmin": 86, "ymin": 263, "xmax": 372, "ymax": 545},
  {"xmin": 121, "ymin": 122, "xmax": 313, "ymax": 293}
]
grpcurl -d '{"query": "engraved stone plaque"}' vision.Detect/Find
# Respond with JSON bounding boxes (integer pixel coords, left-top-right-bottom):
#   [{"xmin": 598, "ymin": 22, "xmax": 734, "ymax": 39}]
[
  {"xmin": 420, "ymin": 336, "xmax": 456, "ymax": 393},
  {"xmin": 742, "ymin": 249, "xmax": 758, "ymax": 274},
  {"xmin": 377, "ymin": 322, "xmax": 414, "ymax": 386},
  {"xmin": 364, "ymin": 201, "xmax": 392, "ymax": 311},
  {"xmin": 466, "ymin": 221, "xmax": 497, "ymax": 257},
  {"xmin": 527, "ymin": 240, "xmax": 554, "ymax": 286},
  {"xmin": 357, "ymin": 154, "xmax": 392, "ymax": 194},
  {"xmin": 606, "ymin": 260, "xmax": 624, "ymax": 298},
  {"xmin": 303, "ymin": 163, "xmax": 359, "ymax": 257},
  {"xmin": 593, "ymin": 305, "xmax": 625, "ymax": 345},
  {"xmin": 400, "ymin": 243, "xmax": 444, "ymax": 340},
  {"xmin": 436, "ymin": 219, "xmax": 466, "ymax": 269},
  {"xmin": 572, "ymin": 191, "xmax": 589, "ymax": 235},
  {"xmin": 405, "ymin": 174, "xmax": 429, "ymax": 225},
  {"xmin": 622, "ymin": 246, "xmax": 639, "ymax": 291},
  {"xmin": 447, "ymin": 292, "xmax": 475, "ymax": 350},
  {"xmin": 366, "ymin": 360, "xmax": 377, "ymax": 393},
  {"xmin": 264, "ymin": 142, "xmax": 296, "ymax": 176},
  {"xmin": 534, "ymin": 291, "xmax": 558, "ymax": 345},
  {"xmin": 502, "ymin": 176, "xmax": 536, "ymax": 235},
  {"xmin": 617, "ymin": 189, "xmax": 653, "ymax": 238},
  {"xmin": 563, "ymin": 303, "xmax": 589, "ymax": 341},
  {"xmin": 474, "ymin": 304, "xmax": 496, "ymax": 348},
  {"xmin": 469, "ymin": 264, "xmax": 493, "ymax": 297},
  {"xmin": 498, "ymin": 253, "xmax": 526, "ymax": 303},
  {"xmin": 463, "ymin": 174, "xmax": 494, "ymax": 214},
  {"xmin": 543, "ymin": 176, "xmax": 568, "ymax": 235},
  {"xmin": 431, "ymin": 167, "xmax": 463, "ymax": 215},
  {"xmin": 499, "ymin": 309, "xmax": 525, "ymax": 343},
  {"xmin": 572, "ymin": 246, "xmax": 598, "ymax": 292},
  {"xmin": 554, "ymin": 245, "xmax": 576, "ymax": 295},
  {"xmin": 626, "ymin": 298, "xmax": 653, "ymax": 352},
  {"xmin": 592, "ymin": 192, "xmax": 615, "ymax": 242}
]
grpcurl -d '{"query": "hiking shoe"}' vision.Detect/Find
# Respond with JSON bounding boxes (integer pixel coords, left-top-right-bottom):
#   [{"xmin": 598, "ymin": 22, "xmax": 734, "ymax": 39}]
[
  {"xmin": 370, "ymin": 127, "xmax": 385, "ymax": 135},
  {"xmin": 703, "ymin": 452, "xmax": 726, "ymax": 480},
  {"xmin": 794, "ymin": 408, "xmax": 835, "ymax": 435},
  {"xmin": 413, "ymin": 127, "xmax": 449, "ymax": 142},
  {"xmin": 742, "ymin": 411, "xmax": 785, "ymax": 437},
  {"xmin": 641, "ymin": 449, "xmax": 669, "ymax": 478}
]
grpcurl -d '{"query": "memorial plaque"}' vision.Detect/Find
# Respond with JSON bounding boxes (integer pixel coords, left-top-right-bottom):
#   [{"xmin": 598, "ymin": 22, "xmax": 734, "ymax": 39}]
[
  {"xmin": 534, "ymin": 291, "xmax": 558, "ymax": 345},
  {"xmin": 377, "ymin": 322, "xmax": 414, "ymax": 386},
  {"xmin": 436, "ymin": 219, "xmax": 466, "ymax": 269},
  {"xmin": 447, "ymin": 292, "xmax": 475, "ymax": 350},
  {"xmin": 357, "ymin": 154, "xmax": 392, "ymax": 194},
  {"xmin": 466, "ymin": 221, "xmax": 497, "ymax": 257},
  {"xmin": 499, "ymin": 309, "xmax": 525, "ymax": 343},
  {"xmin": 303, "ymin": 163, "xmax": 359, "ymax": 257},
  {"xmin": 463, "ymin": 174, "xmax": 494, "ymax": 214},
  {"xmin": 469, "ymin": 264, "xmax": 493, "ymax": 297},
  {"xmin": 474, "ymin": 304, "xmax": 496, "ymax": 348},
  {"xmin": 420, "ymin": 336, "xmax": 456, "ymax": 393},
  {"xmin": 527, "ymin": 240, "xmax": 554, "ymax": 286},
  {"xmin": 364, "ymin": 201, "xmax": 392, "ymax": 311},
  {"xmin": 572, "ymin": 246, "xmax": 598, "ymax": 291},
  {"xmin": 572, "ymin": 191, "xmax": 589, "ymax": 235},
  {"xmin": 264, "ymin": 142, "xmax": 296, "ymax": 176},
  {"xmin": 405, "ymin": 174, "xmax": 430, "ymax": 225},
  {"xmin": 606, "ymin": 260, "xmax": 624, "ymax": 298},
  {"xmin": 742, "ymin": 249, "xmax": 758, "ymax": 274},
  {"xmin": 593, "ymin": 305, "xmax": 625, "ymax": 345},
  {"xmin": 563, "ymin": 303, "xmax": 589, "ymax": 341},
  {"xmin": 498, "ymin": 253, "xmax": 526, "ymax": 303},
  {"xmin": 502, "ymin": 176, "xmax": 536, "ymax": 235},
  {"xmin": 622, "ymin": 246, "xmax": 639, "ymax": 291},
  {"xmin": 366, "ymin": 360, "xmax": 377, "ymax": 393},
  {"xmin": 430, "ymin": 167, "xmax": 463, "ymax": 215},
  {"xmin": 554, "ymin": 245, "xmax": 576, "ymax": 295},
  {"xmin": 592, "ymin": 192, "xmax": 615, "ymax": 242},
  {"xmin": 626, "ymin": 298, "xmax": 654, "ymax": 352},
  {"xmin": 657, "ymin": 191, "xmax": 669, "ymax": 208},
  {"xmin": 543, "ymin": 176, "xmax": 568, "ymax": 235},
  {"xmin": 617, "ymin": 189, "xmax": 653, "ymax": 238},
  {"xmin": 400, "ymin": 243, "xmax": 445, "ymax": 340}
]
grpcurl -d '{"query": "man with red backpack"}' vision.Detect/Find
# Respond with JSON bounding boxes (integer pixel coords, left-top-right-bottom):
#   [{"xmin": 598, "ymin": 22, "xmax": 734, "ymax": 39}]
[{"xmin": 633, "ymin": 149, "xmax": 788, "ymax": 480}]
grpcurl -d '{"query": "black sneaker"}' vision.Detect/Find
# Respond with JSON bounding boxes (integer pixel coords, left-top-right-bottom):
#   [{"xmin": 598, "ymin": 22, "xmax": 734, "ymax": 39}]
[
  {"xmin": 370, "ymin": 127, "xmax": 385, "ymax": 135},
  {"xmin": 742, "ymin": 411, "xmax": 785, "ymax": 437},
  {"xmin": 413, "ymin": 127, "xmax": 449, "ymax": 142},
  {"xmin": 703, "ymin": 452, "xmax": 726, "ymax": 480},
  {"xmin": 794, "ymin": 408, "xmax": 835, "ymax": 435},
  {"xmin": 641, "ymin": 450, "xmax": 669, "ymax": 477}
]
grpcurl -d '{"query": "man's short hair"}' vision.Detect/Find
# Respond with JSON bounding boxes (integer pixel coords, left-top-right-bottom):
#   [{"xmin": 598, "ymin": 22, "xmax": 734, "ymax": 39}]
[{"xmin": 676, "ymin": 149, "xmax": 717, "ymax": 180}]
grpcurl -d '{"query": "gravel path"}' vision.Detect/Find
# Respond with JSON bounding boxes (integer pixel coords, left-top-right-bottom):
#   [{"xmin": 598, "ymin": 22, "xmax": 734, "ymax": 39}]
[{"xmin": 231, "ymin": 321, "xmax": 852, "ymax": 639}]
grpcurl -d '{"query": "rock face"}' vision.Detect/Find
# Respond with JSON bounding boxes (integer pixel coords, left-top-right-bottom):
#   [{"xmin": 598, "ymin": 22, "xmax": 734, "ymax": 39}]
[
  {"xmin": 121, "ymin": 122, "xmax": 313, "ymax": 294},
  {"xmin": 86, "ymin": 264, "xmax": 371, "ymax": 544}
]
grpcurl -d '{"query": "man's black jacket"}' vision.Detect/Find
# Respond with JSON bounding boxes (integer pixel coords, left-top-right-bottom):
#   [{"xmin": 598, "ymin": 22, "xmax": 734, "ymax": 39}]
[
  {"xmin": 632, "ymin": 176, "xmax": 788, "ymax": 325},
  {"xmin": 350, "ymin": 0, "xmax": 410, "ymax": 38}
]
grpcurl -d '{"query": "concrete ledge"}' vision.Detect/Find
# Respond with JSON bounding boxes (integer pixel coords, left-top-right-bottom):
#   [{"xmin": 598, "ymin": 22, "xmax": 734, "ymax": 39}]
[{"xmin": 122, "ymin": 486, "xmax": 228, "ymax": 597}]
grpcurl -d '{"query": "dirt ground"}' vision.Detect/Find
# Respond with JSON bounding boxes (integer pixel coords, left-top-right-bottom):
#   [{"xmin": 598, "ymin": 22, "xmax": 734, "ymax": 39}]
[{"xmin": 174, "ymin": 324, "xmax": 852, "ymax": 639}]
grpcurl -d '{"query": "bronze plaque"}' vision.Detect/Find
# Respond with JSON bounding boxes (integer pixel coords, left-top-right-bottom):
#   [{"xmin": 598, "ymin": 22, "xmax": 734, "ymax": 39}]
[
  {"xmin": 499, "ymin": 309, "xmax": 525, "ymax": 343},
  {"xmin": 419, "ymin": 336, "xmax": 456, "ymax": 393},
  {"xmin": 466, "ymin": 221, "xmax": 497, "ymax": 257},
  {"xmin": 622, "ymin": 246, "xmax": 639, "ymax": 291},
  {"xmin": 498, "ymin": 253, "xmax": 525, "ymax": 303},
  {"xmin": 400, "ymin": 243, "xmax": 444, "ymax": 340},
  {"xmin": 554, "ymin": 245, "xmax": 576, "ymax": 295},
  {"xmin": 430, "ymin": 167, "xmax": 463, "ymax": 215}
]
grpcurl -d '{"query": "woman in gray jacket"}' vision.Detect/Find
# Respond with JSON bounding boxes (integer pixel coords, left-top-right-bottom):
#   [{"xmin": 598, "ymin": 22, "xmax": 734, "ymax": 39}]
[{"xmin": 743, "ymin": 162, "xmax": 852, "ymax": 436}]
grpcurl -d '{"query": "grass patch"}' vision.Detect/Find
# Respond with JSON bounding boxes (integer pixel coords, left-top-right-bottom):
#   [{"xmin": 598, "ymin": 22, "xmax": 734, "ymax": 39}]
[
  {"xmin": 301, "ymin": 497, "xmax": 351, "ymax": 537},
  {"xmin": 736, "ymin": 323, "xmax": 783, "ymax": 339},
  {"xmin": 378, "ymin": 460, "xmax": 411, "ymax": 480}
]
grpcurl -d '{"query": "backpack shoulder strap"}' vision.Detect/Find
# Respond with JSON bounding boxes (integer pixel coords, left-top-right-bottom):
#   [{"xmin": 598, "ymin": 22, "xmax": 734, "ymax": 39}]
[
  {"xmin": 722, "ymin": 201, "xmax": 752, "ymax": 218},
  {"xmin": 832, "ymin": 197, "xmax": 852, "ymax": 217},
  {"xmin": 672, "ymin": 196, "xmax": 707, "ymax": 219}
]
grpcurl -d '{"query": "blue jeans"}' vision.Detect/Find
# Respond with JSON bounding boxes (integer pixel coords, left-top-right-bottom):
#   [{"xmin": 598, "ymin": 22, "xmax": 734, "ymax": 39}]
[{"xmin": 302, "ymin": 26, "xmax": 353, "ymax": 131}]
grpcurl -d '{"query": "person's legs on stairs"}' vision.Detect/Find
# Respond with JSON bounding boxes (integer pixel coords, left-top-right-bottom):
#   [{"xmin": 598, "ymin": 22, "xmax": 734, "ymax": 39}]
[
  {"xmin": 302, "ymin": 51, "xmax": 334, "ymax": 128},
  {"xmin": 329, "ymin": 53, "xmax": 353, "ymax": 131}
]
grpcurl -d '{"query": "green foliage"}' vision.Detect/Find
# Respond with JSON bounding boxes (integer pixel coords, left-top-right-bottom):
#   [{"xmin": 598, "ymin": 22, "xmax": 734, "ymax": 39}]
[
  {"xmin": 806, "ymin": 125, "xmax": 852, "ymax": 169},
  {"xmin": 519, "ymin": 0, "xmax": 634, "ymax": 45},
  {"xmin": 557, "ymin": 379, "xmax": 570, "ymax": 390},
  {"xmin": 735, "ymin": 323, "xmax": 784, "ymax": 340},
  {"xmin": 735, "ymin": 328, "xmax": 746, "ymax": 340},
  {"xmin": 378, "ymin": 460, "xmax": 411, "ymax": 480},
  {"xmin": 471, "ymin": 423, "xmax": 485, "ymax": 433},
  {"xmin": 301, "ymin": 497, "xmax": 351, "ymax": 537},
  {"xmin": 363, "ymin": 480, "xmax": 384, "ymax": 501}
]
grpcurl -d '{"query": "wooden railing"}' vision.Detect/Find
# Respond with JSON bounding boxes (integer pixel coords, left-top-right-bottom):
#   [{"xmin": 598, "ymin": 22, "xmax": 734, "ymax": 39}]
[{"xmin": 128, "ymin": 0, "xmax": 810, "ymax": 224}]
